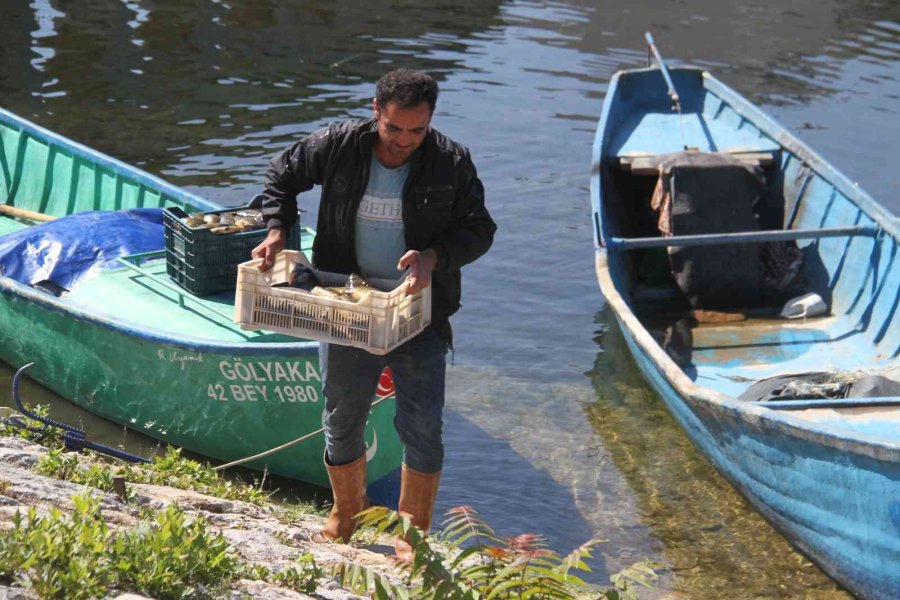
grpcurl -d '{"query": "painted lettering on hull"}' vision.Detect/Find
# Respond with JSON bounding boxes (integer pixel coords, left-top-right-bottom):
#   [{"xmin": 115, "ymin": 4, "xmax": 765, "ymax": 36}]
[
  {"xmin": 190, "ymin": 359, "xmax": 325, "ymax": 403},
  {"xmin": 157, "ymin": 350, "xmax": 204, "ymax": 370},
  {"xmin": 218, "ymin": 359, "xmax": 321, "ymax": 383},
  {"xmin": 206, "ymin": 383, "xmax": 320, "ymax": 403}
]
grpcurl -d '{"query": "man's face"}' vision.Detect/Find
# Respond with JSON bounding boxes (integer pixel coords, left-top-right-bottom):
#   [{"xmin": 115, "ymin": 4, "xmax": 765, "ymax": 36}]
[{"xmin": 374, "ymin": 99, "xmax": 431, "ymax": 165}]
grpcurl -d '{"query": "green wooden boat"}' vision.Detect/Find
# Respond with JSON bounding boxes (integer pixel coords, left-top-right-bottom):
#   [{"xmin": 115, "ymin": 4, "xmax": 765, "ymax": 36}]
[{"xmin": 0, "ymin": 106, "xmax": 403, "ymax": 490}]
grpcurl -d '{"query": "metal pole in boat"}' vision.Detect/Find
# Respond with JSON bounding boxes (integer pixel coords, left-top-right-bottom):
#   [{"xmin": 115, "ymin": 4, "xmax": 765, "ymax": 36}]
[{"xmin": 644, "ymin": 32, "xmax": 687, "ymax": 149}]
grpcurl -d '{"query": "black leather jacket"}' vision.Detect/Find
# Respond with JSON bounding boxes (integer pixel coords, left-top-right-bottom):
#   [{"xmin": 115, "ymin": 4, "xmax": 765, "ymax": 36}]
[{"xmin": 260, "ymin": 117, "xmax": 496, "ymax": 341}]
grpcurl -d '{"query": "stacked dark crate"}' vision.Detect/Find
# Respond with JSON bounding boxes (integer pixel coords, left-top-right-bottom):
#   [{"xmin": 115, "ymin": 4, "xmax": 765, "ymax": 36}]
[{"xmin": 163, "ymin": 206, "xmax": 299, "ymax": 296}]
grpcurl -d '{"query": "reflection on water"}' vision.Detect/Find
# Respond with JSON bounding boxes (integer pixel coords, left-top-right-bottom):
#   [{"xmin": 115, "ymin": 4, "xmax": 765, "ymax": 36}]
[{"xmin": 1, "ymin": 0, "xmax": 898, "ymax": 595}]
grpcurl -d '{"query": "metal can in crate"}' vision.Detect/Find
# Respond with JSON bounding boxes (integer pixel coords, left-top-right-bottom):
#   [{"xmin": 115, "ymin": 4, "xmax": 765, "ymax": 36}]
[
  {"xmin": 233, "ymin": 250, "xmax": 432, "ymax": 354},
  {"xmin": 163, "ymin": 205, "xmax": 299, "ymax": 296}
]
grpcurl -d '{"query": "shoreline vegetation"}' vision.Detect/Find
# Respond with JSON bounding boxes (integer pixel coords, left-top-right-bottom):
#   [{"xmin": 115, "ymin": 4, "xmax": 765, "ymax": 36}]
[{"xmin": 0, "ymin": 405, "xmax": 657, "ymax": 599}]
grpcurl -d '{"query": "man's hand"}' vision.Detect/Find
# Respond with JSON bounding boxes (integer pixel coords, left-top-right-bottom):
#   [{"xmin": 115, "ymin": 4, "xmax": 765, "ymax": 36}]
[
  {"xmin": 397, "ymin": 248, "xmax": 438, "ymax": 295},
  {"xmin": 251, "ymin": 228, "xmax": 287, "ymax": 271}
]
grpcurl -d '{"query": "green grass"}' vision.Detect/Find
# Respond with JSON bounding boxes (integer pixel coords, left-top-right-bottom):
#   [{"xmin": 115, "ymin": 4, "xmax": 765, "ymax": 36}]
[
  {"xmin": 271, "ymin": 498, "xmax": 328, "ymax": 524},
  {"xmin": 122, "ymin": 446, "xmax": 272, "ymax": 506},
  {"xmin": 3, "ymin": 407, "xmax": 661, "ymax": 599},
  {"xmin": 0, "ymin": 404, "xmax": 65, "ymax": 449},
  {"xmin": 3, "ymin": 402, "xmax": 270, "ymax": 506},
  {"xmin": 33, "ymin": 445, "xmax": 271, "ymax": 507},
  {"xmin": 240, "ymin": 554, "xmax": 324, "ymax": 596},
  {"xmin": 35, "ymin": 448, "xmax": 125, "ymax": 497}
]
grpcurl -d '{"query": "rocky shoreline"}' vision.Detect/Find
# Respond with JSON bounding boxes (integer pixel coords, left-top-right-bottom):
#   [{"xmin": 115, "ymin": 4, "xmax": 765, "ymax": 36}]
[{"xmin": 0, "ymin": 435, "xmax": 402, "ymax": 600}]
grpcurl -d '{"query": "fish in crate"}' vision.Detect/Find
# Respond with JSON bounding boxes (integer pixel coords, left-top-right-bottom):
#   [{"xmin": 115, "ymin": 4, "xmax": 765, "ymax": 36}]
[{"xmin": 234, "ymin": 250, "xmax": 431, "ymax": 354}]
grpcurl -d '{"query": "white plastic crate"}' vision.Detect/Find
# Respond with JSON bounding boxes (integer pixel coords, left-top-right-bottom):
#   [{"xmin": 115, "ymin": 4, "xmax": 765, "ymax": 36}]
[{"xmin": 234, "ymin": 250, "xmax": 432, "ymax": 354}]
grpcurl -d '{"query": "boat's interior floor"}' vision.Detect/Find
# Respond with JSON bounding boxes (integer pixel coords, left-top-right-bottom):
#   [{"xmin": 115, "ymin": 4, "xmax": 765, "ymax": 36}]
[
  {"xmin": 610, "ymin": 110, "xmax": 781, "ymax": 158},
  {"xmin": 644, "ymin": 312, "xmax": 899, "ymax": 439},
  {"xmin": 688, "ymin": 315, "xmax": 890, "ymax": 396},
  {"xmin": 65, "ymin": 256, "xmax": 304, "ymax": 344}
]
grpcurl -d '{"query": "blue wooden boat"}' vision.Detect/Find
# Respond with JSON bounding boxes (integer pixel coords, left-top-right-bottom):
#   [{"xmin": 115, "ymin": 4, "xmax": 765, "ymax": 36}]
[
  {"xmin": 591, "ymin": 40, "xmax": 899, "ymax": 599},
  {"xmin": 0, "ymin": 106, "xmax": 403, "ymax": 495}
]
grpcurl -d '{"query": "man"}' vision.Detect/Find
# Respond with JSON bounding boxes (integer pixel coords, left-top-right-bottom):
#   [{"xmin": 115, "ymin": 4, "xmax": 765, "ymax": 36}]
[{"xmin": 252, "ymin": 69, "xmax": 496, "ymax": 554}]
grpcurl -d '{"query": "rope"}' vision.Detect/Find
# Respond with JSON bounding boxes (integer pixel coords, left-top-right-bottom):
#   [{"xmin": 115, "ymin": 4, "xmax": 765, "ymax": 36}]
[{"xmin": 213, "ymin": 395, "xmax": 388, "ymax": 471}]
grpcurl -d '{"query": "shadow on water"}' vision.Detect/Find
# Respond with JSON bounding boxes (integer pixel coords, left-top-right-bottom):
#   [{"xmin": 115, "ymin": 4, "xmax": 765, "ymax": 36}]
[
  {"xmin": 439, "ymin": 409, "xmax": 606, "ymax": 576},
  {"xmin": 585, "ymin": 306, "xmax": 850, "ymax": 599}
]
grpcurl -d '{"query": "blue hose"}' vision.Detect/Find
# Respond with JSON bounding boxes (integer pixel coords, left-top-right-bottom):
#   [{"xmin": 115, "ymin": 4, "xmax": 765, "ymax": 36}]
[{"xmin": 7, "ymin": 362, "xmax": 151, "ymax": 464}]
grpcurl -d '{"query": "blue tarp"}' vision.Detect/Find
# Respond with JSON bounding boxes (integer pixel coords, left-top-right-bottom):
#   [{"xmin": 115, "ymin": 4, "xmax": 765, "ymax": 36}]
[{"xmin": 0, "ymin": 209, "xmax": 164, "ymax": 293}]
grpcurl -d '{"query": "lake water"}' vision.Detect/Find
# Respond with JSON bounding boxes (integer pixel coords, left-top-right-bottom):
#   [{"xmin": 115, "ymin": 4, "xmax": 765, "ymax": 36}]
[{"xmin": 1, "ymin": 1, "xmax": 898, "ymax": 597}]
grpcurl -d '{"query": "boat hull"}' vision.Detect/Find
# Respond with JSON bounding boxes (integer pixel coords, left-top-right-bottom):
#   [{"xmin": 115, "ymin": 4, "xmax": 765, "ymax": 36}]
[
  {"xmin": 592, "ymin": 66, "xmax": 900, "ymax": 599},
  {"xmin": 598, "ymin": 252, "xmax": 900, "ymax": 599},
  {"xmin": 0, "ymin": 278, "xmax": 402, "ymax": 486}
]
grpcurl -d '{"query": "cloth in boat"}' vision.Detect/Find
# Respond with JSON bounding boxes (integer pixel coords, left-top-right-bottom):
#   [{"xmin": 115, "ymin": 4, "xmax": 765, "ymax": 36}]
[
  {"xmin": 738, "ymin": 370, "xmax": 900, "ymax": 402},
  {"xmin": 649, "ymin": 151, "xmax": 803, "ymax": 309},
  {"xmin": 0, "ymin": 209, "xmax": 163, "ymax": 294}
]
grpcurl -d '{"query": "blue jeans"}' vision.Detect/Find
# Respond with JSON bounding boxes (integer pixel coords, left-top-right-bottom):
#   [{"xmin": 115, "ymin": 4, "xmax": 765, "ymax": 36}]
[{"xmin": 320, "ymin": 327, "xmax": 447, "ymax": 473}]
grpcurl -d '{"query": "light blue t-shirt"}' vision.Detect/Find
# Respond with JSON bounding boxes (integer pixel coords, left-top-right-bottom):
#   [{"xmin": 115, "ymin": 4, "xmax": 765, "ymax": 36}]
[{"xmin": 354, "ymin": 154, "xmax": 409, "ymax": 281}]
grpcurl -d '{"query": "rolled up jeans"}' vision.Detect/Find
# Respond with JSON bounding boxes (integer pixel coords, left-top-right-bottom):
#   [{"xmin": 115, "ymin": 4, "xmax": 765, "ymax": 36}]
[{"xmin": 320, "ymin": 327, "xmax": 447, "ymax": 473}]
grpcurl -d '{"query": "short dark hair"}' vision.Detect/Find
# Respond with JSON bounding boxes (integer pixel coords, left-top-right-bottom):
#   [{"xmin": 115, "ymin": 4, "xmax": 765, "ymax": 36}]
[{"xmin": 375, "ymin": 69, "xmax": 439, "ymax": 114}]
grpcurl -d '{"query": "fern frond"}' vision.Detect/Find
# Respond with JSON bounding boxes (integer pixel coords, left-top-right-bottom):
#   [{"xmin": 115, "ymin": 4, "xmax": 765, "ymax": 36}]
[{"xmin": 556, "ymin": 539, "xmax": 602, "ymax": 577}]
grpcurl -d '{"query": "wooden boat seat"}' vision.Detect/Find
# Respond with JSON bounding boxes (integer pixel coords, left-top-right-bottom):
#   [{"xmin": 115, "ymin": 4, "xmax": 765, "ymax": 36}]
[{"xmin": 618, "ymin": 150, "xmax": 777, "ymax": 174}]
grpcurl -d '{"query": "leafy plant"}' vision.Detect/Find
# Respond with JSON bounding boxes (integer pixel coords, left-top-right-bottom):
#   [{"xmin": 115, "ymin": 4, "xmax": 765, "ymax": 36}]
[
  {"xmin": 333, "ymin": 505, "xmax": 657, "ymax": 599},
  {"xmin": 606, "ymin": 561, "xmax": 660, "ymax": 600},
  {"xmin": 113, "ymin": 502, "xmax": 239, "ymax": 598},
  {"xmin": 0, "ymin": 404, "xmax": 65, "ymax": 448},
  {"xmin": 0, "ymin": 493, "xmax": 115, "ymax": 599},
  {"xmin": 0, "ymin": 490, "xmax": 241, "ymax": 599}
]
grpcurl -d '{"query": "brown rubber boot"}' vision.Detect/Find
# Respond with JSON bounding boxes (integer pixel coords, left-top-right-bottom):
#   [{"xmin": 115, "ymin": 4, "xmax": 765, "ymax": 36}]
[
  {"xmin": 320, "ymin": 453, "xmax": 368, "ymax": 542},
  {"xmin": 395, "ymin": 464, "xmax": 441, "ymax": 561}
]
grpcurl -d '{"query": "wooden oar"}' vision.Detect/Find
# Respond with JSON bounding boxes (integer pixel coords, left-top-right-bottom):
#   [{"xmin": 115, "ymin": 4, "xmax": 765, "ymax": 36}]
[
  {"xmin": 645, "ymin": 32, "xmax": 681, "ymax": 112},
  {"xmin": 645, "ymin": 31, "xmax": 687, "ymax": 149},
  {"xmin": 0, "ymin": 205, "xmax": 56, "ymax": 222}
]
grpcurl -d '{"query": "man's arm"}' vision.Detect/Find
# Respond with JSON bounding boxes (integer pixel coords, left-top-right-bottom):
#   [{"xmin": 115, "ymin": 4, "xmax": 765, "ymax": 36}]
[
  {"xmin": 428, "ymin": 150, "xmax": 497, "ymax": 273},
  {"xmin": 399, "ymin": 150, "xmax": 495, "ymax": 294},
  {"xmin": 397, "ymin": 248, "xmax": 439, "ymax": 294},
  {"xmin": 252, "ymin": 127, "xmax": 330, "ymax": 270}
]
